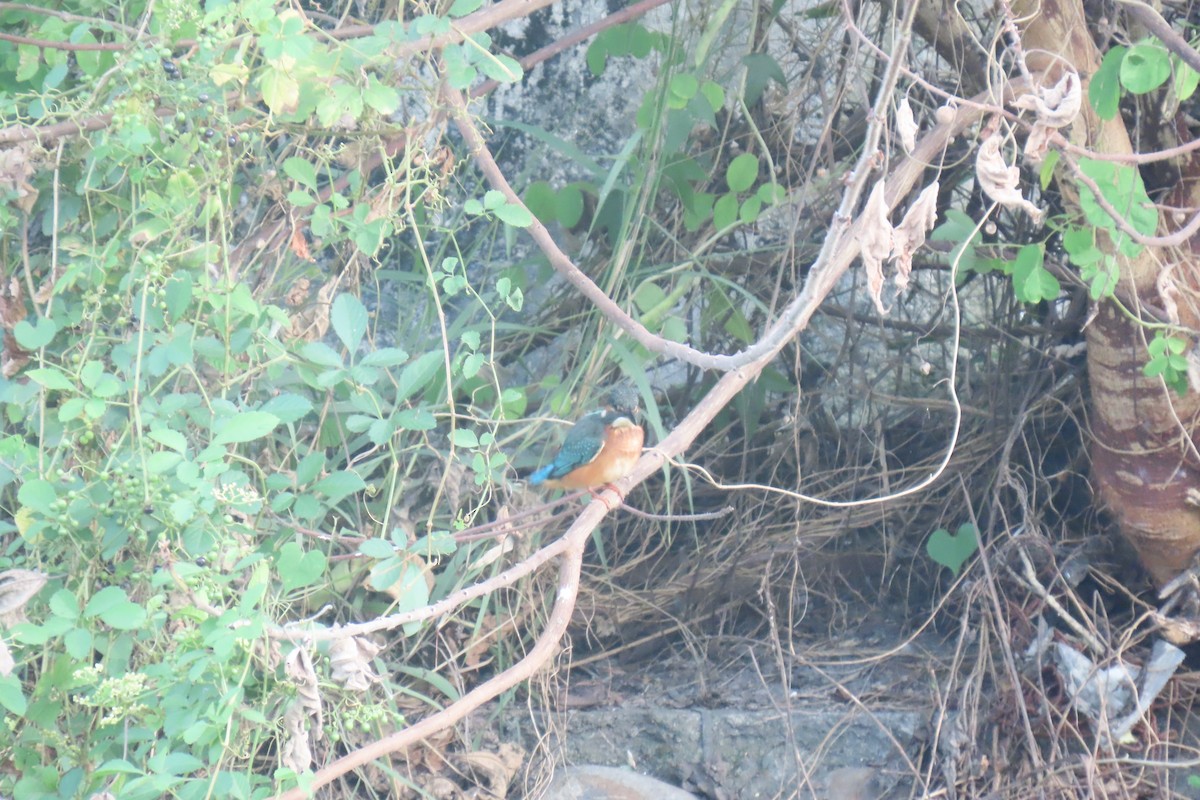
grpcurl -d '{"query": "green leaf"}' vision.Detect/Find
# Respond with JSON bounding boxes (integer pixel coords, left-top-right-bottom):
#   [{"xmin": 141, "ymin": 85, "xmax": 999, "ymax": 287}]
[
  {"xmin": 212, "ymin": 411, "xmax": 281, "ymax": 446},
  {"xmin": 169, "ymin": 497, "xmax": 195, "ymax": 524},
  {"xmin": 287, "ymin": 189, "xmax": 316, "ymax": 207},
  {"xmin": 1176, "ymin": 56, "xmax": 1200, "ymax": 102},
  {"xmin": 396, "ymin": 408, "xmax": 437, "ymax": 430},
  {"xmin": 1010, "ymin": 244, "xmax": 1061, "ymax": 303},
  {"xmin": 742, "ymin": 53, "xmax": 787, "ymax": 104},
  {"xmin": 147, "ymin": 428, "xmax": 188, "ymax": 454},
  {"xmin": 282, "ymin": 157, "xmax": 318, "ymax": 190},
  {"xmin": 260, "ymin": 66, "xmax": 300, "ymax": 114},
  {"xmin": 331, "ymin": 293, "xmax": 369, "ymax": 353},
  {"xmin": 0, "ymin": 675, "xmax": 27, "ymax": 715},
  {"xmin": 300, "ymin": 341, "xmax": 345, "ymax": 368},
  {"xmin": 713, "ymin": 192, "xmax": 739, "ymax": 230},
  {"xmin": 360, "ymin": 347, "xmax": 409, "ymax": 367},
  {"xmin": 357, "ymin": 538, "xmax": 396, "ymax": 558},
  {"xmin": 740, "ymin": 195, "xmax": 763, "ymax": 224},
  {"xmin": 726, "ymin": 153, "xmax": 759, "ymax": 194},
  {"xmin": 296, "ymin": 451, "xmax": 325, "ymax": 485},
  {"xmin": 397, "ymin": 350, "xmax": 443, "ymax": 403},
  {"xmin": 586, "ymin": 38, "xmax": 608, "ymax": 76},
  {"xmin": 1077, "ymin": 158, "xmax": 1158, "ymax": 252},
  {"xmin": 479, "ymin": 52, "xmax": 522, "ymax": 83},
  {"xmin": 492, "ymin": 201, "xmax": 533, "ymax": 227},
  {"xmin": 314, "ymin": 470, "xmax": 366, "ymax": 504},
  {"xmin": 83, "ymin": 586, "xmax": 147, "ymax": 629},
  {"xmin": 49, "ymin": 589, "xmax": 78, "ymax": 620},
  {"xmin": 260, "ymin": 393, "xmax": 313, "ymax": 424},
  {"xmin": 13, "ymin": 317, "xmax": 58, "ymax": 349},
  {"xmin": 756, "ymin": 182, "xmax": 786, "ymax": 204},
  {"xmin": 669, "ymin": 72, "xmax": 699, "ymax": 103},
  {"xmin": 461, "ymin": 352, "xmax": 485, "ymax": 378},
  {"xmin": 1039, "ymin": 149, "xmax": 1060, "ymax": 190},
  {"xmin": 557, "ymin": 183, "xmax": 586, "ymax": 228},
  {"xmin": 926, "ymin": 523, "xmax": 979, "ymax": 576},
  {"xmin": 699, "ymin": 80, "xmax": 725, "ymax": 114},
  {"xmin": 410, "ymin": 530, "xmax": 458, "ymax": 558},
  {"xmin": 368, "ymin": 418, "xmax": 395, "ymax": 446},
  {"xmin": 15, "ymin": 44, "xmax": 39, "ymax": 83},
  {"xmin": 18, "ymin": 479, "xmax": 57, "ymax": 514},
  {"xmin": 522, "ymin": 181, "xmax": 558, "ymax": 223},
  {"xmin": 1089, "ymin": 46, "xmax": 1125, "ymax": 119},
  {"xmin": 451, "ymin": 428, "xmax": 478, "ymax": 447},
  {"xmin": 369, "ymin": 557, "xmax": 430, "ymax": 634},
  {"xmin": 448, "ymin": 0, "xmax": 483, "ymax": 16},
  {"xmin": 277, "ymin": 542, "xmax": 327, "ymax": 592},
  {"xmin": 26, "ymin": 368, "xmax": 74, "ymax": 392},
  {"xmin": 363, "ymin": 75, "xmax": 400, "ymax": 114},
  {"xmin": 1121, "ymin": 39, "xmax": 1171, "ymax": 94},
  {"xmin": 931, "ymin": 208, "xmax": 985, "ymax": 275}
]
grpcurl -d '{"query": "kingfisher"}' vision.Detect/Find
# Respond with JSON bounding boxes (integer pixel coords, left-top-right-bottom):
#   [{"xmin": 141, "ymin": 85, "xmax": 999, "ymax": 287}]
[{"xmin": 528, "ymin": 384, "xmax": 644, "ymax": 490}]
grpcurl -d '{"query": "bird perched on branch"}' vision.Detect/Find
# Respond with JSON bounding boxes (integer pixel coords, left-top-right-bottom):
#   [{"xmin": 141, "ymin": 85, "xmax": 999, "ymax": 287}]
[{"xmin": 528, "ymin": 384, "xmax": 644, "ymax": 490}]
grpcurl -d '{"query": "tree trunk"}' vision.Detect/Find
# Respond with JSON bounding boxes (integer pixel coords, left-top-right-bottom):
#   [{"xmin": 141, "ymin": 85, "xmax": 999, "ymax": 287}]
[{"xmin": 1014, "ymin": 0, "xmax": 1200, "ymax": 587}]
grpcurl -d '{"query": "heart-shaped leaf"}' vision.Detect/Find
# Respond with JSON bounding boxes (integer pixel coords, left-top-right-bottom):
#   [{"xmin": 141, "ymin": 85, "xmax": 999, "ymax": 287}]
[
  {"xmin": 277, "ymin": 542, "xmax": 327, "ymax": 592},
  {"xmin": 13, "ymin": 317, "xmax": 58, "ymax": 350},
  {"xmin": 926, "ymin": 523, "xmax": 979, "ymax": 576}
]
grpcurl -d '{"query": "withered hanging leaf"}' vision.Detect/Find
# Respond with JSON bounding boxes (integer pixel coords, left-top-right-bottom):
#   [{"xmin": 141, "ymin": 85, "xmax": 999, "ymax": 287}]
[
  {"xmin": 281, "ymin": 701, "xmax": 314, "ymax": 774},
  {"xmin": 0, "ymin": 569, "xmax": 48, "ymax": 627},
  {"xmin": 976, "ymin": 132, "xmax": 1045, "ymax": 224},
  {"xmin": 285, "ymin": 645, "xmax": 323, "ymax": 738},
  {"xmin": 891, "ymin": 181, "xmax": 940, "ymax": 290},
  {"xmin": 896, "ymin": 97, "xmax": 918, "ymax": 154},
  {"xmin": 0, "ymin": 637, "xmax": 13, "ymax": 677},
  {"xmin": 855, "ymin": 180, "xmax": 893, "ymax": 314},
  {"xmin": 0, "ymin": 277, "xmax": 25, "ymax": 329},
  {"xmin": 2, "ymin": 332, "xmax": 30, "ymax": 378},
  {"xmin": 0, "ymin": 143, "xmax": 39, "ymax": 214},
  {"xmin": 1013, "ymin": 70, "xmax": 1081, "ymax": 130},
  {"xmin": 1017, "ymin": 72, "xmax": 1080, "ymax": 162},
  {"xmin": 329, "ymin": 635, "xmax": 380, "ymax": 692}
]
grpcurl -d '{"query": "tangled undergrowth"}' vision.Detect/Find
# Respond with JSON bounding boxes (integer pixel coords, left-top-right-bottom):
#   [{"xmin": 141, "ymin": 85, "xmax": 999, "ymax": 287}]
[{"xmin": 1, "ymin": 0, "xmax": 1198, "ymax": 797}]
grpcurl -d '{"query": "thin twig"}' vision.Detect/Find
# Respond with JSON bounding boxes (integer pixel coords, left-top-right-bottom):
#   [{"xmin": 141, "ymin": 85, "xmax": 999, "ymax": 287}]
[{"xmin": 617, "ymin": 503, "xmax": 735, "ymax": 522}]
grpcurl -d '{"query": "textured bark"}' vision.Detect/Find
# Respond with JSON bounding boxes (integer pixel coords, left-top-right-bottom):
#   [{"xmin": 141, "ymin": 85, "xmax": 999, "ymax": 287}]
[{"xmin": 1014, "ymin": 0, "xmax": 1200, "ymax": 586}]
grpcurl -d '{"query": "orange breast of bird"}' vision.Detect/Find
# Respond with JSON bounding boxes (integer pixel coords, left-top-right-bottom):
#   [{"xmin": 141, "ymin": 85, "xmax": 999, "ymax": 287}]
[{"xmin": 547, "ymin": 422, "xmax": 644, "ymax": 489}]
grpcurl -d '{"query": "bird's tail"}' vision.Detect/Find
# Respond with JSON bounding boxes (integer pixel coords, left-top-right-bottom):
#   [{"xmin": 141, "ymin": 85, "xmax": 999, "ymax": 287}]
[{"xmin": 528, "ymin": 464, "xmax": 553, "ymax": 485}]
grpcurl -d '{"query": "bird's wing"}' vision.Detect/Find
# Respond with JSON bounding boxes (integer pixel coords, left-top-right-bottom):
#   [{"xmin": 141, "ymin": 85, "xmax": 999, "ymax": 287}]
[{"xmin": 544, "ymin": 413, "xmax": 606, "ymax": 479}]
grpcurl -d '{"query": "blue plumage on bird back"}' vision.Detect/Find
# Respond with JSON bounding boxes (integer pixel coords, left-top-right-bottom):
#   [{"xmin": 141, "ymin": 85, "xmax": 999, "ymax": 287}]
[{"xmin": 528, "ymin": 411, "xmax": 606, "ymax": 485}]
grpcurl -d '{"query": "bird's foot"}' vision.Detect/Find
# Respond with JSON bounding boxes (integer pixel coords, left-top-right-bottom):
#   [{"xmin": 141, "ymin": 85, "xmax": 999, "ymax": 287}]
[{"xmin": 588, "ymin": 484, "xmax": 625, "ymax": 512}]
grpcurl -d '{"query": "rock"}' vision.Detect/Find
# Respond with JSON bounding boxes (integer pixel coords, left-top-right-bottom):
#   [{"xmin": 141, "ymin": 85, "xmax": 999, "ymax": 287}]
[{"xmin": 540, "ymin": 765, "xmax": 698, "ymax": 800}]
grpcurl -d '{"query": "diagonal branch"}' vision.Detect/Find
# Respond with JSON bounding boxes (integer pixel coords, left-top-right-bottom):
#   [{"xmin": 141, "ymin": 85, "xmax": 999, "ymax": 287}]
[{"xmin": 268, "ymin": 9, "xmax": 1003, "ymax": 798}]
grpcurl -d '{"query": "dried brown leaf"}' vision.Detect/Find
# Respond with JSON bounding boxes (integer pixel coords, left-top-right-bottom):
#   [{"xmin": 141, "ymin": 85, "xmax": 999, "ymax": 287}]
[
  {"xmin": 891, "ymin": 181, "xmax": 940, "ymax": 290},
  {"xmin": 1013, "ymin": 70, "xmax": 1081, "ymax": 129},
  {"xmin": 3, "ymin": 332, "xmax": 30, "ymax": 379},
  {"xmin": 329, "ymin": 635, "xmax": 381, "ymax": 692},
  {"xmin": 976, "ymin": 132, "xmax": 1044, "ymax": 224},
  {"xmin": 0, "ymin": 143, "xmax": 39, "ymax": 214},
  {"xmin": 1157, "ymin": 266, "xmax": 1180, "ymax": 325},
  {"xmin": 289, "ymin": 225, "xmax": 314, "ymax": 263},
  {"xmin": 0, "ymin": 569, "xmax": 48, "ymax": 627},
  {"xmin": 453, "ymin": 746, "xmax": 524, "ymax": 799},
  {"xmin": 281, "ymin": 701, "xmax": 314, "ymax": 774},
  {"xmin": 0, "ymin": 277, "xmax": 25, "ymax": 329},
  {"xmin": 285, "ymin": 645, "xmax": 323, "ymax": 738},
  {"xmin": 0, "ymin": 636, "xmax": 13, "ymax": 677},
  {"xmin": 856, "ymin": 181, "xmax": 893, "ymax": 314},
  {"xmin": 286, "ymin": 279, "xmax": 335, "ymax": 341},
  {"xmin": 896, "ymin": 97, "xmax": 918, "ymax": 154}
]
